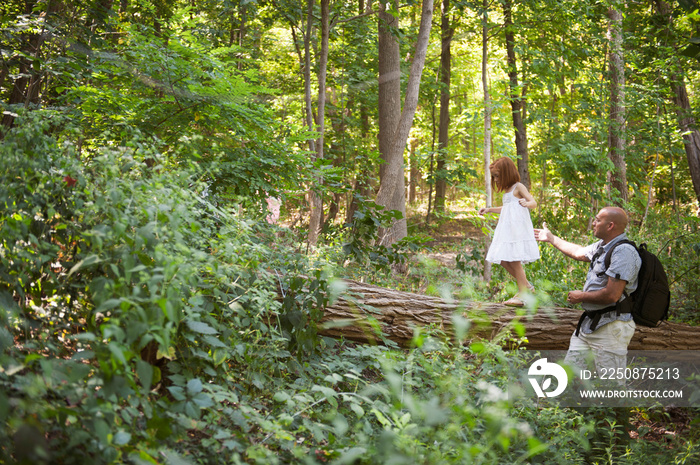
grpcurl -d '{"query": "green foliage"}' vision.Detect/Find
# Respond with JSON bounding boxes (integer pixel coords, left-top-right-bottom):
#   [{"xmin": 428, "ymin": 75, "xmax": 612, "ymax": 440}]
[
  {"xmin": 0, "ymin": 111, "xmax": 328, "ymax": 463},
  {"xmin": 1, "ymin": 0, "xmax": 700, "ymax": 463},
  {"xmin": 232, "ymin": 334, "xmax": 546, "ymax": 465},
  {"xmin": 60, "ymin": 19, "xmax": 308, "ymax": 208},
  {"xmin": 1, "ymin": 113, "xmax": 698, "ymax": 463},
  {"xmin": 455, "ymin": 238, "xmax": 485, "ymax": 276},
  {"xmin": 278, "ymin": 267, "xmax": 333, "ymax": 355},
  {"xmin": 631, "ymin": 208, "xmax": 700, "ymax": 325},
  {"xmin": 341, "ymin": 197, "xmax": 425, "ymax": 274}
]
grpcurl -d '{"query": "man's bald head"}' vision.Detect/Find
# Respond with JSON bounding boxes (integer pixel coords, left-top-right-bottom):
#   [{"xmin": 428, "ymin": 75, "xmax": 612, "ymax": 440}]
[
  {"xmin": 593, "ymin": 207, "xmax": 629, "ymax": 242},
  {"xmin": 600, "ymin": 207, "xmax": 628, "ymax": 231}
]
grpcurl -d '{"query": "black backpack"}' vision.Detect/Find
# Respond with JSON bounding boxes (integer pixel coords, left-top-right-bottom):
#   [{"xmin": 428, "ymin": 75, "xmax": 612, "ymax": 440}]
[{"xmin": 602, "ymin": 239, "xmax": 671, "ymax": 327}]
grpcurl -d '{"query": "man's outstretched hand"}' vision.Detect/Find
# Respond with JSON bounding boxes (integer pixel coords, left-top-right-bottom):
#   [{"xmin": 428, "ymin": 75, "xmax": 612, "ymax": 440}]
[{"xmin": 534, "ymin": 222, "xmax": 554, "ymax": 243}]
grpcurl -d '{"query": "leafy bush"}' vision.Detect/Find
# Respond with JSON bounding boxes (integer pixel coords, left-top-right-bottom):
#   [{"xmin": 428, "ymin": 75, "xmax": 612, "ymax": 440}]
[
  {"xmin": 0, "ymin": 111, "xmax": 329, "ymax": 463},
  {"xmin": 629, "ymin": 207, "xmax": 700, "ymax": 325},
  {"xmin": 340, "ymin": 196, "xmax": 425, "ymax": 275}
]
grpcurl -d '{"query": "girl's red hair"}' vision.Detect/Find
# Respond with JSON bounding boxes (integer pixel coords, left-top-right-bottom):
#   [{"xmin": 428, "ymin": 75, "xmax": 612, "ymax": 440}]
[{"xmin": 490, "ymin": 157, "xmax": 520, "ymax": 192}]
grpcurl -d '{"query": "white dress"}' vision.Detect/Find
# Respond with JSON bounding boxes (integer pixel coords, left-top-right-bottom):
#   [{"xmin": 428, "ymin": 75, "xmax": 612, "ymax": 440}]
[{"xmin": 486, "ymin": 186, "xmax": 540, "ymax": 265}]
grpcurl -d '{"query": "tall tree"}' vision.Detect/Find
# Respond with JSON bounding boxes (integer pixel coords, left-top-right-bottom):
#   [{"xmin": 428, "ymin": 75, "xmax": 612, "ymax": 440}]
[
  {"xmin": 482, "ymin": 0, "xmax": 493, "ymax": 283},
  {"xmin": 1, "ymin": 0, "xmax": 59, "ymax": 132},
  {"xmin": 435, "ymin": 0, "xmax": 455, "ymax": 212},
  {"xmin": 376, "ymin": 0, "xmax": 403, "ymax": 243},
  {"xmin": 375, "ymin": 0, "xmax": 434, "ymax": 246},
  {"xmin": 607, "ymin": 3, "xmax": 628, "ymax": 203},
  {"xmin": 654, "ymin": 0, "xmax": 700, "ymax": 207},
  {"xmin": 503, "ymin": 0, "xmax": 530, "ymax": 188},
  {"xmin": 377, "ymin": 0, "xmax": 402, "ymax": 186},
  {"xmin": 670, "ymin": 76, "xmax": 700, "ymax": 206},
  {"xmin": 307, "ymin": 0, "xmax": 330, "ymax": 247}
]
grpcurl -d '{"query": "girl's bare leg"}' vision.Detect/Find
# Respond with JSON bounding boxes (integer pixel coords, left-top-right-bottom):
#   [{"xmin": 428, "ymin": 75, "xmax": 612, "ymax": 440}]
[{"xmin": 500, "ymin": 261, "xmax": 530, "ymax": 293}]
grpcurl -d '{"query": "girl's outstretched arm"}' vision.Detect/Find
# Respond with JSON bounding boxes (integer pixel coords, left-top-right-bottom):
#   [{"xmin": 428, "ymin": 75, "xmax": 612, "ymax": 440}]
[{"xmin": 478, "ymin": 206, "xmax": 502, "ymax": 215}]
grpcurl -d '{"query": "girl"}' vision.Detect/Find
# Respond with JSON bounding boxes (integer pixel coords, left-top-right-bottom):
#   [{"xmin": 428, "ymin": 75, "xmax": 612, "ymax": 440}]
[{"xmin": 478, "ymin": 157, "xmax": 540, "ymax": 307}]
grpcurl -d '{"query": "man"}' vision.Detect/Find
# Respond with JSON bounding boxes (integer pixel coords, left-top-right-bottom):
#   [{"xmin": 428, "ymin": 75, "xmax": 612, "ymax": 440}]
[{"xmin": 534, "ymin": 207, "xmax": 641, "ymax": 373}]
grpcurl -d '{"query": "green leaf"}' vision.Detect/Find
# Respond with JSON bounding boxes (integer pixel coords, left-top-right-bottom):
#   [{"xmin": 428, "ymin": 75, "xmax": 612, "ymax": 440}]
[
  {"xmin": 273, "ymin": 391, "xmax": 291, "ymax": 402},
  {"xmin": 97, "ymin": 298, "xmax": 123, "ymax": 312},
  {"xmin": 312, "ymin": 385, "xmax": 337, "ymax": 399},
  {"xmin": 186, "ymin": 320, "xmax": 218, "ymax": 335},
  {"xmin": 681, "ymin": 43, "xmax": 700, "ymax": 59},
  {"xmin": 513, "ymin": 322, "xmax": 526, "ymax": 337},
  {"xmin": 67, "ymin": 254, "xmax": 102, "ymax": 277},
  {"xmin": 184, "ymin": 401, "xmax": 199, "ymax": 419},
  {"xmin": 202, "ymin": 335, "xmax": 227, "ymax": 348},
  {"xmin": 335, "ymin": 448, "xmax": 367, "ymax": 465},
  {"xmin": 108, "ymin": 342, "xmax": 128, "ymax": 366},
  {"xmin": 113, "ymin": 430, "xmax": 131, "ymax": 446},
  {"xmin": 136, "ymin": 360, "xmax": 154, "ymax": 394},
  {"xmin": 24, "ymin": 353, "xmax": 42, "ymax": 364},
  {"xmin": 192, "ymin": 392, "xmax": 214, "ymax": 408},
  {"xmin": 470, "ymin": 341, "xmax": 486, "ymax": 353},
  {"xmin": 167, "ymin": 386, "xmax": 186, "ymax": 401},
  {"xmin": 187, "ymin": 378, "xmax": 203, "ymax": 395},
  {"xmin": 348, "ymin": 402, "xmax": 365, "ymax": 418},
  {"xmin": 161, "ymin": 450, "xmax": 197, "ymax": 465}
]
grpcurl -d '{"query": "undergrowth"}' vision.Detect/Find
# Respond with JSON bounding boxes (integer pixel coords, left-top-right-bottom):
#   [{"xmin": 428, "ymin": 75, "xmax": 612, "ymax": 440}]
[{"xmin": 1, "ymin": 111, "xmax": 699, "ymax": 464}]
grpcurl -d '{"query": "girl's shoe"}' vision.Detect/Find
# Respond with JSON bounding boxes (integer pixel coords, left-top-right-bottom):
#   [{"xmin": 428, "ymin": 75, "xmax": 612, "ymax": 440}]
[{"xmin": 504, "ymin": 296, "xmax": 524, "ymax": 307}]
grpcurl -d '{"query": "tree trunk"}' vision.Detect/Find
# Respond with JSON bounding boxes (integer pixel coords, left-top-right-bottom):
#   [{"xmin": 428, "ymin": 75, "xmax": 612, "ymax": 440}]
[
  {"xmin": 375, "ymin": 0, "xmax": 434, "ymax": 246},
  {"xmin": 307, "ymin": 0, "xmax": 330, "ymax": 247},
  {"xmin": 503, "ymin": 0, "xmax": 530, "ymax": 188},
  {"xmin": 607, "ymin": 5, "xmax": 628, "ymax": 204},
  {"xmin": 670, "ymin": 77, "xmax": 700, "ymax": 206},
  {"xmin": 377, "ymin": 0, "xmax": 401, "ymax": 188},
  {"xmin": 376, "ymin": 0, "xmax": 404, "ymax": 244},
  {"xmin": 325, "ymin": 94, "xmax": 347, "ymax": 229},
  {"xmin": 654, "ymin": 0, "xmax": 700, "ymax": 209},
  {"xmin": 1, "ymin": 0, "xmax": 50, "ymax": 133},
  {"xmin": 481, "ymin": 0, "xmax": 493, "ymax": 283},
  {"xmin": 409, "ymin": 137, "xmax": 420, "ymax": 204},
  {"xmin": 435, "ymin": 0, "xmax": 453, "ymax": 212},
  {"xmin": 318, "ymin": 280, "xmax": 700, "ymax": 351}
]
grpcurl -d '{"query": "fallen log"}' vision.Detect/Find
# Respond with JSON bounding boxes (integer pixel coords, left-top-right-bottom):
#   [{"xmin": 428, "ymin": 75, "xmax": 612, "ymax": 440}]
[{"xmin": 318, "ymin": 280, "xmax": 700, "ymax": 351}]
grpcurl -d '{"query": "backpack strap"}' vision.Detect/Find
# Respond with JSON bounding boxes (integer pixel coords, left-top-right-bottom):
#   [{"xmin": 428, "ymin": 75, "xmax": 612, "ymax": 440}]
[
  {"xmin": 575, "ymin": 306, "xmax": 611, "ymax": 336},
  {"xmin": 602, "ymin": 239, "xmax": 637, "ymax": 315},
  {"xmin": 599, "ymin": 239, "xmax": 637, "ymax": 280},
  {"xmin": 574, "ymin": 298, "xmax": 633, "ymax": 337},
  {"xmin": 577, "ymin": 239, "xmax": 637, "ymax": 336}
]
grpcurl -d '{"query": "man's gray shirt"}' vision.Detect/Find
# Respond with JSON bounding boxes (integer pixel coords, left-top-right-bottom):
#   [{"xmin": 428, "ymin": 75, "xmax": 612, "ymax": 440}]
[{"xmin": 578, "ymin": 233, "xmax": 642, "ymax": 334}]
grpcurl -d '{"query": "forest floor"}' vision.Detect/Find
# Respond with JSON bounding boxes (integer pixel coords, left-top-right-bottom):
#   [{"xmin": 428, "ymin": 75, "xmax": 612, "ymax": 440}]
[{"xmin": 628, "ymin": 407, "xmax": 698, "ymax": 445}]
